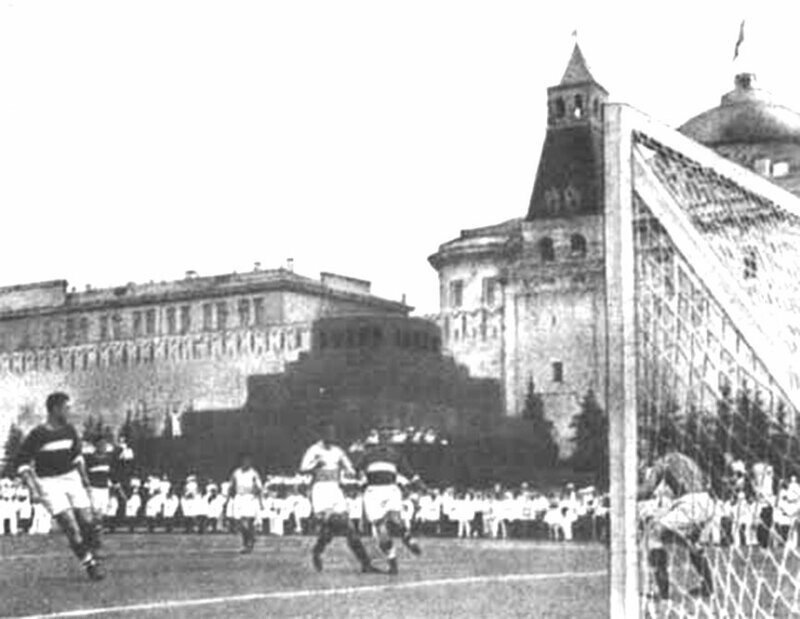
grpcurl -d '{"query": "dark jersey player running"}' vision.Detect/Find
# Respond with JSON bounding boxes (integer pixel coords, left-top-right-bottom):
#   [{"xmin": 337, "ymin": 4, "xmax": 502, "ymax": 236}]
[
  {"xmin": 16, "ymin": 392, "xmax": 105, "ymax": 581},
  {"xmin": 357, "ymin": 433, "xmax": 422, "ymax": 575}
]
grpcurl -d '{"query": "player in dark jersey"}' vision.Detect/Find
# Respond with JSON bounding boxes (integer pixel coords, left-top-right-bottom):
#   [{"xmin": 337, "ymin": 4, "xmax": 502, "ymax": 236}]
[
  {"xmin": 638, "ymin": 449, "xmax": 715, "ymax": 600},
  {"xmin": 357, "ymin": 430, "xmax": 422, "ymax": 575},
  {"xmin": 84, "ymin": 436, "xmax": 115, "ymax": 551},
  {"xmin": 16, "ymin": 392, "xmax": 104, "ymax": 581}
]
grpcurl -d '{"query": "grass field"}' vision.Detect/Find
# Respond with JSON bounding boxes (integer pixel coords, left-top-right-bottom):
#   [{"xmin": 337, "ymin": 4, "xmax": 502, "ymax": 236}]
[{"xmin": 0, "ymin": 533, "xmax": 608, "ymax": 618}]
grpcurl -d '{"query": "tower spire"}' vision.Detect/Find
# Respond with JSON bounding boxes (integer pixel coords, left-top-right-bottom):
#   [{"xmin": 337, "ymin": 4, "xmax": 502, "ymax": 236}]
[{"xmin": 560, "ymin": 41, "xmax": 598, "ymax": 87}]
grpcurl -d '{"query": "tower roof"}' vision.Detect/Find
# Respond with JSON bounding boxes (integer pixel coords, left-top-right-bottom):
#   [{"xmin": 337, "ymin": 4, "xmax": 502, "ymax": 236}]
[{"xmin": 559, "ymin": 43, "xmax": 604, "ymax": 90}]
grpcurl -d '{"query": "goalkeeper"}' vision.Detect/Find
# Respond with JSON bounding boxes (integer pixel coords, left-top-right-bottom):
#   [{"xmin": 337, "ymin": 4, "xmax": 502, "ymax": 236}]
[{"xmin": 639, "ymin": 448, "xmax": 715, "ymax": 600}]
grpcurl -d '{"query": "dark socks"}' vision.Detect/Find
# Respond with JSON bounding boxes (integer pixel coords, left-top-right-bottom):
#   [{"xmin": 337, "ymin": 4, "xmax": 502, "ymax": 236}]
[
  {"xmin": 649, "ymin": 548, "xmax": 669, "ymax": 599},
  {"xmin": 689, "ymin": 550, "xmax": 714, "ymax": 593}
]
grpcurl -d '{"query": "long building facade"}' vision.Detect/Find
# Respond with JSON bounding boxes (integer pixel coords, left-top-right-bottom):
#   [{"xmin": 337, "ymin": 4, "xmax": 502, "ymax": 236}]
[
  {"xmin": 429, "ymin": 43, "xmax": 800, "ymax": 453},
  {"xmin": 0, "ymin": 266, "xmax": 409, "ymax": 442}
]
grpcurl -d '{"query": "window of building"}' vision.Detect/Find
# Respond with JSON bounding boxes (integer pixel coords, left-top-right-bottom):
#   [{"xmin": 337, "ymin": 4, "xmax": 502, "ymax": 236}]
[
  {"xmin": 450, "ymin": 280, "xmax": 464, "ymax": 308},
  {"xmin": 555, "ymin": 97, "xmax": 565, "ymax": 118},
  {"xmin": 238, "ymin": 299, "xmax": 250, "ymax": 328},
  {"xmin": 432, "ymin": 337, "xmax": 441, "ymax": 353},
  {"xmin": 332, "ymin": 331, "xmax": 344, "ymax": 348},
  {"xmin": 111, "ymin": 314, "xmax": 122, "ymax": 339},
  {"xmin": 134, "ymin": 345, "xmax": 141, "ymax": 364},
  {"xmin": 570, "ymin": 233, "xmax": 587, "ymax": 258},
  {"xmin": 65, "ymin": 317, "xmax": 76, "ymax": 344},
  {"xmin": 79, "ymin": 316, "xmax": 89, "ymax": 341},
  {"xmin": 573, "ymin": 94, "xmax": 583, "ymax": 119},
  {"xmin": 754, "ymin": 158, "xmax": 771, "ymax": 176},
  {"xmin": 203, "ymin": 304, "xmax": 213, "ymax": 331},
  {"xmin": 145, "ymin": 309, "xmax": 156, "ymax": 335},
  {"xmin": 552, "ymin": 361, "xmax": 564, "ymax": 383},
  {"xmin": 121, "ymin": 347, "xmax": 128, "ymax": 366},
  {"xmin": 461, "ymin": 314, "xmax": 467, "ymax": 336},
  {"xmin": 593, "ymin": 98, "xmax": 600, "ymax": 118},
  {"xmin": 372, "ymin": 327, "xmax": 383, "ymax": 347},
  {"xmin": 296, "ymin": 330, "xmax": 302, "ymax": 348},
  {"xmin": 320, "ymin": 332, "xmax": 328, "ymax": 350},
  {"xmin": 280, "ymin": 331, "xmax": 286, "ymax": 349},
  {"xmin": 539, "ymin": 237, "xmax": 555, "ymax": 262},
  {"xmin": 216, "ymin": 302, "xmax": 228, "ymax": 330},
  {"xmin": 743, "ymin": 247, "xmax": 758, "ymax": 280},
  {"xmin": 148, "ymin": 343, "xmax": 155, "ymax": 363},
  {"xmin": 180, "ymin": 305, "xmax": 191, "ymax": 334},
  {"xmin": 133, "ymin": 311, "xmax": 143, "ymax": 337},
  {"xmin": 773, "ymin": 161, "xmax": 790, "ymax": 177},
  {"xmin": 253, "ymin": 297, "xmax": 265, "ymax": 326},
  {"xmin": 483, "ymin": 277, "xmax": 497, "ymax": 306},
  {"xmin": 166, "ymin": 308, "xmax": 176, "ymax": 335}
]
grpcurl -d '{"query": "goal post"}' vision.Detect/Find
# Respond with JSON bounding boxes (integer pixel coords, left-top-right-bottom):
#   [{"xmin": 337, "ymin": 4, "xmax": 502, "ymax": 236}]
[
  {"xmin": 604, "ymin": 103, "xmax": 800, "ymax": 618},
  {"xmin": 605, "ymin": 103, "xmax": 640, "ymax": 619}
]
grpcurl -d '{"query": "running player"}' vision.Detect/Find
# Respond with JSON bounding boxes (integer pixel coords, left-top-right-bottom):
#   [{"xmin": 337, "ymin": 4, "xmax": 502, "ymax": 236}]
[
  {"xmin": 228, "ymin": 451, "xmax": 263, "ymax": 553},
  {"xmin": 357, "ymin": 429, "xmax": 422, "ymax": 575},
  {"xmin": 638, "ymin": 448, "xmax": 715, "ymax": 600},
  {"xmin": 15, "ymin": 392, "xmax": 104, "ymax": 580},
  {"xmin": 299, "ymin": 423, "xmax": 379, "ymax": 573}
]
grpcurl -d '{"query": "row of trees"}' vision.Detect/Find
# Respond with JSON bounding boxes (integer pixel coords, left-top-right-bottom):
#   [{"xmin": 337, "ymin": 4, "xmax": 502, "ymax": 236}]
[
  {"xmin": 642, "ymin": 383, "xmax": 800, "ymax": 494},
  {"xmin": 519, "ymin": 379, "xmax": 608, "ymax": 487}
]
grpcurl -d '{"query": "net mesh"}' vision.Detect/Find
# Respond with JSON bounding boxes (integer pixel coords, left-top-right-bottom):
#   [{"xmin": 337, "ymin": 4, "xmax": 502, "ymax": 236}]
[{"xmin": 629, "ymin": 132, "xmax": 800, "ymax": 618}]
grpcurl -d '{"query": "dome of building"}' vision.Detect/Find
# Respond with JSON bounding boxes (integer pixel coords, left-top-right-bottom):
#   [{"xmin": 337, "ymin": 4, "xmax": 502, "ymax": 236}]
[
  {"xmin": 678, "ymin": 72, "xmax": 800, "ymax": 197},
  {"xmin": 680, "ymin": 74, "xmax": 800, "ymax": 146}
]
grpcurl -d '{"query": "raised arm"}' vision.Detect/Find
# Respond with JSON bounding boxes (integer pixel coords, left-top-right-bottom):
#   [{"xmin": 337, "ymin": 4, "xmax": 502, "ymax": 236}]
[{"xmin": 299, "ymin": 446, "xmax": 320, "ymax": 475}]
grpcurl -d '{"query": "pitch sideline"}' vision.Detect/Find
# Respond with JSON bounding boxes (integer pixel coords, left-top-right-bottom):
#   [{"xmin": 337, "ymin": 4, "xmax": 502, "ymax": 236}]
[{"xmin": 10, "ymin": 570, "xmax": 607, "ymax": 619}]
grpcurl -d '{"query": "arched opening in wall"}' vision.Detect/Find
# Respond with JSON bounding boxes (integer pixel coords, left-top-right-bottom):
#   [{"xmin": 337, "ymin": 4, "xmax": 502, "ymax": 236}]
[
  {"xmin": 148, "ymin": 344, "xmax": 155, "ymax": 363},
  {"xmin": 573, "ymin": 94, "xmax": 583, "ymax": 119},
  {"xmin": 593, "ymin": 98, "xmax": 600, "ymax": 118},
  {"xmin": 555, "ymin": 97, "xmax": 566, "ymax": 118},
  {"xmin": 461, "ymin": 314, "xmax": 467, "ymax": 337},
  {"xmin": 539, "ymin": 237, "xmax": 555, "ymax": 262},
  {"xmin": 570, "ymin": 233, "xmax": 587, "ymax": 258}
]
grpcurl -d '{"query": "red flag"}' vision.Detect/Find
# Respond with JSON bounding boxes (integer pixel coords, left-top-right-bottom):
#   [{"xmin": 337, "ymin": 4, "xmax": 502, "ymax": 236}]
[{"xmin": 733, "ymin": 19, "xmax": 745, "ymax": 60}]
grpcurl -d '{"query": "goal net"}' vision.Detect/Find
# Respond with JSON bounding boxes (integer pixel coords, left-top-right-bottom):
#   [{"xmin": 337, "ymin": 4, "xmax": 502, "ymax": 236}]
[{"xmin": 605, "ymin": 105, "xmax": 800, "ymax": 618}]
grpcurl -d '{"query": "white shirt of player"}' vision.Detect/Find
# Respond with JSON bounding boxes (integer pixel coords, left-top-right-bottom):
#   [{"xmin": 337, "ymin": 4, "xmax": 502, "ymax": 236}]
[
  {"xmin": 300, "ymin": 441, "xmax": 355, "ymax": 484},
  {"xmin": 232, "ymin": 467, "xmax": 262, "ymax": 496}
]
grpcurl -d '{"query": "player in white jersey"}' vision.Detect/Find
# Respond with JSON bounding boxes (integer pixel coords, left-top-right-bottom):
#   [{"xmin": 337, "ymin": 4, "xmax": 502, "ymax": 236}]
[
  {"xmin": 299, "ymin": 423, "xmax": 378, "ymax": 573},
  {"xmin": 228, "ymin": 451, "xmax": 263, "ymax": 553}
]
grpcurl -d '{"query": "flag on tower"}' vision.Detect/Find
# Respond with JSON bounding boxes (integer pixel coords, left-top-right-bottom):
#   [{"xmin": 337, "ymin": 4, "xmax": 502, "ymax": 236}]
[{"xmin": 733, "ymin": 19, "xmax": 745, "ymax": 60}]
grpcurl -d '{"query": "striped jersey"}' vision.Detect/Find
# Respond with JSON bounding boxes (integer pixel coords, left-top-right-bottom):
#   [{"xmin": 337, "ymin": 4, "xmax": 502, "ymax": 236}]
[
  {"xmin": 358, "ymin": 444, "xmax": 413, "ymax": 486},
  {"xmin": 16, "ymin": 423, "xmax": 82, "ymax": 478},
  {"xmin": 84, "ymin": 447, "xmax": 114, "ymax": 489},
  {"xmin": 300, "ymin": 441, "xmax": 355, "ymax": 484}
]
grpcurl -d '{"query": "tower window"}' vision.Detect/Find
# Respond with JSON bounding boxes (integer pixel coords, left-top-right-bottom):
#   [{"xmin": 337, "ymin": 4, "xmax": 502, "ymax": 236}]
[
  {"xmin": 573, "ymin": 95, "xmax": 583, "ymax": 119},
  {"xmin": 773, "ymin": 161, "xmax": 790, "ymax": 177},
  {"xmin": 555, "ymin": 97, "xmax": 566, "ymax": 118},
  {"xmin": 539, "ymin": 237, "xmax": 555, "ymax": 262},
  {"xmin": 450, "ymin": 280, "xmax": 464, "ymax": 307},
  {"xmin": 754, "ymin": 158, "xmax": 771, "ymax": 176},
  {"xmin": 552, "ymin": 361, "xmax": 564, "ymax": 383},
  {"xmin": 570, "ymin": 233, "xmax": 587, "ymax": 258},
  {"xmin": 593, "ymin": 98, "xmax": 600, "ymax": 118},
  {"xmin": 743, "ymin": 247, "xmax": 758, "ymax": 280}
]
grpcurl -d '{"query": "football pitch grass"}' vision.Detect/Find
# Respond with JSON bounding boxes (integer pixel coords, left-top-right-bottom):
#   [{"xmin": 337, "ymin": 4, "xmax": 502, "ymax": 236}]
[{"xmin": 0, "ymin": 533, "xmax": 608, "ymax": 618}]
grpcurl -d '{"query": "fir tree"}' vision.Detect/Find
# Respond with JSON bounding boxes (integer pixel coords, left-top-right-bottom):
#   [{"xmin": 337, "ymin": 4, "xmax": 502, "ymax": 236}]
[
  {"xmin": 569, "ymin": 389, "xmax": 608, "ymax": 486},
  {"xmin": 1, "ymin": 424, "xmax": 24, "ymax": 478},
  {"xmin": 521, "ymin": 378, "xmax": 559, "ymax": 466}
]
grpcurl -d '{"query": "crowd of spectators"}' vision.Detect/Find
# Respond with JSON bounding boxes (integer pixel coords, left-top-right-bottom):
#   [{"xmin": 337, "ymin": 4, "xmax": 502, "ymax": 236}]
[{"xmin": 0, "ymin": 471, "xmax": 609, "ymax": 543}]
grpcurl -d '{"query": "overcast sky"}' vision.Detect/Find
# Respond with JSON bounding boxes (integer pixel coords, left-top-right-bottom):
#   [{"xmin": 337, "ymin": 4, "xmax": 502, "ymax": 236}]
[{"xmin": 0, "ymin": 0, "xmax": 796, "ymax": 315}]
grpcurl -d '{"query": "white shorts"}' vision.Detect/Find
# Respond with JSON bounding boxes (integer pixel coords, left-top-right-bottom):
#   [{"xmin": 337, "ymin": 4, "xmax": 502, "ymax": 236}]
[
  {"xmin": 232, "ymin": 495, "xmax": 260, "ymax": 520},
  {"xmin": 311, "ymin": 482, "xmax": 347, "ymax": 516},
  {"xmin": 363, "ymin": 485, "xmax": 402, "ymax": 523},
  {"xmin": 38, "ymin": 469, "xmax": 91, "ymax": 516},
  {"xmin": 89, "ymin": 487, "xmax": 109, "ymax": 515}
]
